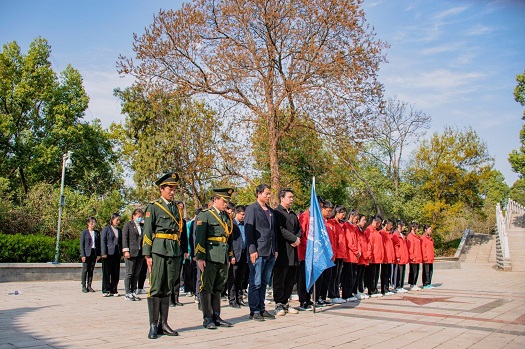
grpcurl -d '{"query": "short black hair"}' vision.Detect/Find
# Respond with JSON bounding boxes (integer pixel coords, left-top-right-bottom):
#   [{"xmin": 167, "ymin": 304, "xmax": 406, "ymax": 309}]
[
  {"xmin": 109, "ymin": 212, "xmax": 121, "ymax": 225},
  {"xmin": 321, "ymin": 200, "xmax": 334, "ymax": 209},
  {"xmin": 278, "ymin": 188, "xmax": 294, "ymax": 200},
  {"xmin": 87, "ymin": 216, "xmax": 97, "ymax": 224},
  {"xmin": 255, "ymin": 184, "xmax": 270, "ymax": 197},
  {"xmin": 335, "ymin": 205, "xmax": 347, "ymax": 214},
  {"xmin": 235, "ymin": 205, "xmax": 246, "ymax": 214}
]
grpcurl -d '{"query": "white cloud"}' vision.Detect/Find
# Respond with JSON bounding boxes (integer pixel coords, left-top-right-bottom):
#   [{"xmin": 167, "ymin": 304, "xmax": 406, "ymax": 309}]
[
  {"xmin": 420, "ymin": 42, "xmax": 465, "ymax": 55},
  {"xmin": 80, "ymin": 69, "xmax": 135, "ymax": 128},
  {"xmin": 434, "ymin": 6, "xmax": 469, "ymax": 19},
  {"xmin": 465, "ymin": 24, "xmax": 496, "ymax": 36}
]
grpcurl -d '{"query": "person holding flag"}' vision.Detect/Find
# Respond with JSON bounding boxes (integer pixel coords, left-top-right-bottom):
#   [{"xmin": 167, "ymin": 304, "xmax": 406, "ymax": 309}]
[{"xmin": 304, "ymin": 178, "xmax": 335, "ymax": 312}]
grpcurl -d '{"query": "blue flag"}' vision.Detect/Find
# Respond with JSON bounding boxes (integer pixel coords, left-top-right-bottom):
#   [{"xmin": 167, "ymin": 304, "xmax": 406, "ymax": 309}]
[{"xmin": 305, "ymin": 177, "xmax": 335, "ymax": 292}]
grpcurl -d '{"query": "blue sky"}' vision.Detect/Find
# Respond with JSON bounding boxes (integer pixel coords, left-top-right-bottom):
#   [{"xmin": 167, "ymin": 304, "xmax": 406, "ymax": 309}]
[{"xmin": 1, "ymin": 0, "xmax": 524, "ymax": 186}]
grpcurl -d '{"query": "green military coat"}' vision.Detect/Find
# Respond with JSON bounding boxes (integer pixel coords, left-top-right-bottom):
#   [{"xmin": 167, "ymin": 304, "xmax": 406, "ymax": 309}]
[
  {"xmin": 142, "ymin": 198, "xmax": 184, "ymax": 257},
  {"xmin": 194, "ymin": 206, "xmax": 233, "ymax": 264}
]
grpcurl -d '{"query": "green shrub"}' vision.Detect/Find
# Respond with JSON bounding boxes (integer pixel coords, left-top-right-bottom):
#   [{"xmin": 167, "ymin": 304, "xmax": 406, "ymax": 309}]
[{"xmin": 0, "ymin": 234, "xmax": 80, "ymax": 263}]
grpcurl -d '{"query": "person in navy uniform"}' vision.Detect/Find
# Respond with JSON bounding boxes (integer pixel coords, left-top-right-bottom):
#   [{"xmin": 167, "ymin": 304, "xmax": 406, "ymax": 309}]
[
  {"xmin": 142, "ymin": 173, "xmax": 187, "ymax": 339},
  {"xmin": 80, "ymin": 217, "xmax": 101, "ymax": 293},
  {"xmin": 195, "ymin": 188, "xmax": 235, "ymax": 329}
]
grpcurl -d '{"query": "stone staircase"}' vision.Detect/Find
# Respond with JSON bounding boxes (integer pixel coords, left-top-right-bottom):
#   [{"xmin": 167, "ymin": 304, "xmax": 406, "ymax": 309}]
[{"xmin": 461, "ymin": 233, "xmax": 496, "ymax": 264}]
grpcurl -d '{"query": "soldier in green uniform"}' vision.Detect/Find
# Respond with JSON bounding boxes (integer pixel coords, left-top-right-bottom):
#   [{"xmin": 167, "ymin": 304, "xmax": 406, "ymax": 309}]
[
  {"xmin": 143, "ymin": 173, "xmax": 187, "ymax": 339},
  {"xmin": 195, "ymin": 188, "xmax": 235, "ymax": 329}
]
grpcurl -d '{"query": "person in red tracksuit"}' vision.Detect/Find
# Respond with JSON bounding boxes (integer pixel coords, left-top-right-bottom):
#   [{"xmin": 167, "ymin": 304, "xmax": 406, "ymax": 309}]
[
  {"xmin": 315, "ymin": 200, "xmax": 336, "ymax": 306},
  {"xmin": 421, "ymin": 225, "xmax": 435, "ymax": 289},
  {"xmin": 328, "ymin": 205, "xmax": 348, "ymax": 304},
  {"xmin": 297, "ymin": 209, "xmax": 311, "ymax": 310},
  {"xmin": 365, "ymin": 216, "xmax": 384, "ymax": 297},
  {"xmin": 355, "ymin": 214, "xmax": 371, "ymax": 300},
  {"xmin": 406, "ymin": 222, "xmax": 422, "ymax": 291},
  {"xmin": 342, "ymin": 210, "xmax": 360, "ymax": 301},
  {"xmin": 391, "ymin": 220, "xmax": 409, "ymax": 293},
  {"xmin": 380, "ymin": 219, "xmax": 395, "ymax": 295}
]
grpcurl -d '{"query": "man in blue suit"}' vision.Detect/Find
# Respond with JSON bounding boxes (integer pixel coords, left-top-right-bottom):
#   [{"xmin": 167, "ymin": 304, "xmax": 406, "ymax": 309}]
[{"xmin": 244, "ymin": 184, "xmax": 278, "ymax": 321}]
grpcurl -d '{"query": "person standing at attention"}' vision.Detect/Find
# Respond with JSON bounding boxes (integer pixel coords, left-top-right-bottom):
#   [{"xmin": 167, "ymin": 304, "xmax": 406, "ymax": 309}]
[
  {"xmin": 80, "ymin": 217, "xmax": 100, "ymax": 293},
  {"xmin": 195, "ymin": 188, "xmax": 236, "ymax": 329},
  {"xmin": 101, "ymin": 213, "xmax": 122, "ymax": 297},
  {"xmin": 142, "ymin": 173, "xmax": 187, "ymax": 339},
  {"xmin": 122, "ymin": 208, "xmax": 145, "ymax": 301},
  {"xmin": 244, "ymin": 184, "xmax": 278, "ymax": 321},
  {"xmin": 273, "ymin": 188, "xmax": 302, "ymax": 316}
]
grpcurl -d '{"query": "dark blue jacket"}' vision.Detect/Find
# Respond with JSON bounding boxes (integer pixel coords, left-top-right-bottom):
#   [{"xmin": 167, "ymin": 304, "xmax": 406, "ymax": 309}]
[
  {"xmin": 244, "ymin": 202, "xmax": 277, "ymax": 257},
  {"xmin": 80, "ymin": 229, "xmax": 101, "ymax": 258}
]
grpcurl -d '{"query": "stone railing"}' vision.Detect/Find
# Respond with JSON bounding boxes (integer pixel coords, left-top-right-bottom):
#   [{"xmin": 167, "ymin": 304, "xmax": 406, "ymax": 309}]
[{"xmin": 495, "ymin": 198, "xmax": 525, "ymax": 271}]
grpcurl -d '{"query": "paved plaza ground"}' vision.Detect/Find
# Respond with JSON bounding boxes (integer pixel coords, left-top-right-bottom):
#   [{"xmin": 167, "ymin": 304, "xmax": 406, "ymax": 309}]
[{"xmin": 1, "ymin": 260, "xmax": 524, "ymax": 349}]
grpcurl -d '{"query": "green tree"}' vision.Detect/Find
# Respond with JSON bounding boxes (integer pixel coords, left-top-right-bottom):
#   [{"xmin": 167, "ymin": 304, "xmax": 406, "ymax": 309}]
[
  {"xmin": 0, "ymin": 38, "xmax": 121, "ymax": 196},
  {"xmin": 509, "ymin": 70, "xmax": 525, "ymax": 177},
  {"xmin": 118, "ymin": 0, "xmax": 386, "ymax": 201},
  {"xmin": 406, "ymin": 126, "xmax": 493, "ymax": 229},
  {"xmin": 115, "ymin": 86, "xmax": 242, "ymax": 208},
  {"xmin": 510, "ymin": 178, "xmax": 525, "ymax": 206}
]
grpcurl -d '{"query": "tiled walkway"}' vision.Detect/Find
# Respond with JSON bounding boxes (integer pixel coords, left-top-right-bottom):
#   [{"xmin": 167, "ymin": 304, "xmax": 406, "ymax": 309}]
[{"xmin": 1, "ymin": 261, "xmax": 524, "ymax": 348}]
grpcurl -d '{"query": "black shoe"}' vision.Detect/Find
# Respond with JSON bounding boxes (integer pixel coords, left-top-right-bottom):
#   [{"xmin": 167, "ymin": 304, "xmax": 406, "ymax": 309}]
[
  {"xmin": 203, "ymin": 318, "xmax": 217, "ymax": 329},
  {"xmin": 249, "ymin": 313, "xmax": 265, "ymax": 321},
  {"xmin": 261, "ymin": 310, "xmax": 276, "ymax": 319},
  {"xmin": 229, "ymin": 302, "xmax": 241, "ymax": 309},
  {"xmin": 214, "ymin": 316, "xmax": 233, "ymax": 327},
  {"xmin": 158, "ymin": 323, "xmax": 179, "ymax": 336},
  {"xmin": 82, "ymin": 287, "xmax": 88, "ymax": 293},
  {"xmin": 198, "ymin": 302, "xmax": 202, "ymax": 311},
  {"xmin": 88, "ymin": 286, "xmax": 95, "ymax": 292},
  {"xmin": 169, "ymin": 302, "xmax": 176, "ymax": 307},
  {"xmin": 237, "ymin": 299, "xmax": 247, "ymax": 306},
  {"xmin": 175, "ymin": 301, "xmax": 183, "ymax": 306}
]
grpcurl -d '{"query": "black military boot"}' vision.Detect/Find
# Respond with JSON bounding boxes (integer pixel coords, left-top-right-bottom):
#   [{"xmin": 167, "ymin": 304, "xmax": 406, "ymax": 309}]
[
  {"xmin": 200, "ymin": 291, "xmax": 217, "ymax": 329},
  {"xmin": 157, "ymin": 297, "xmax": 179, "ymax": 336},
  {"xmin": 87, "ymin": 276, "xmax": 95, "ymax": 292},
  {"xmin": 212, "ymin": 292, "xmax": 233, "ymax": 327},
  {"xmin": 147, "ymin": 297, "xmax": 160, "ymax": 339}
]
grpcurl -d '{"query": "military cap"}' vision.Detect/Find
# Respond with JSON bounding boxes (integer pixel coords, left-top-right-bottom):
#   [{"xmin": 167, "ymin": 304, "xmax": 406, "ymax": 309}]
[
  {"xmin": 213, "ymin": 188, "xmax": 234, "ymax": 201},
  {"xmin": 155, "ymin": 172, "xmax": 180, "ymax": 187}
]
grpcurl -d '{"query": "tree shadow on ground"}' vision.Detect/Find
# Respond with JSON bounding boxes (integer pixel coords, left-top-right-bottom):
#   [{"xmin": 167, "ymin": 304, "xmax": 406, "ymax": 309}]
[{"xmin": 0, "ymin": 306, "xmax": 60, "ymax": 348}]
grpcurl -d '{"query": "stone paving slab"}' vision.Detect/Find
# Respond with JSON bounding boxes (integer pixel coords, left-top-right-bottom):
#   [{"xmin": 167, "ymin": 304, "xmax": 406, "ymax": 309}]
[{"xmin": 1, "ymin": 262, "xmax": 524, "ymax": 349}]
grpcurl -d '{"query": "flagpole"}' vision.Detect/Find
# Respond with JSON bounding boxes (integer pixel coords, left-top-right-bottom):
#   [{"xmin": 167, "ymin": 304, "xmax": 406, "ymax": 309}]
[{"xmin": 313, "ymin": 283, "xmax": 317, "ymax": 314}]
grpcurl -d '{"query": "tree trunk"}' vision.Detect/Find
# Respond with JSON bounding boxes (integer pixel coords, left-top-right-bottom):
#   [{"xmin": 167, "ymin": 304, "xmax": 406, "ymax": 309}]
[
  {"xmin": 19, "ymin": 167, "xmax": 28, "ymax": 194},
  {"xmin": 268, "ymin": 113, "xmax": 280, "ymax": 207}
]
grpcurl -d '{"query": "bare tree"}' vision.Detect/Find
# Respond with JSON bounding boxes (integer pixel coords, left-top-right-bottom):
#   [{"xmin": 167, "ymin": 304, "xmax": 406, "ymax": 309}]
[
  {"xmin": 118, "ymin": 0, "xmax": 386, "ymax": 199},
  {"xmin": 365, "ymin": 97, "xmax": 431, "ymax": 194}
]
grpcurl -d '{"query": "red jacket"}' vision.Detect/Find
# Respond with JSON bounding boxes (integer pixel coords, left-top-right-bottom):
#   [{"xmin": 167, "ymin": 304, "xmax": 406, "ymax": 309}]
[
  {"xmin": 325, "ymin": 218, "xmax": 337, "ymax": 261},
  {"xmin": 407, "ymin": 232, "xmax": 423, "ymax": 263},
  {"xmin": 356, "ymin": 226, "xmax": 371, "ymax": 265},
  {"xmin": 391, "ymin": 230, "xmax": 409, "ymax": 265},
  {"xmin": 381, "ymin": 230, "xmax": 395, "ymax": 264},
  {"xmin": 298, "ymin": 210, "xmax": 310, "ymax": 261},
  {"xmin": 421, "ymin": 234, "xmax": 435, "ymax": 263},
  {"xmin": 343, "ymin": 222, "xmax": 359, "ymax": 263},
  {"xmin": 366, "ymin": 225, "xmax": 384, "ymax": 264},
  {"xmin": 331, "ymin": 219, "xmax": 347, "ymax": 260}
]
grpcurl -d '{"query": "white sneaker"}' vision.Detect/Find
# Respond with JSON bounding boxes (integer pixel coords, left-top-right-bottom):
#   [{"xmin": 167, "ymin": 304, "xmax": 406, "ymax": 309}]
[
  {"xmin": 291, "ymin": 294, "xmax": 299, "ymax": 301},
  {"xmin": 275, "ymin": 306, "xmax": 286, "ymax": 316},
  {"xmin": 410, "ymin": 285, "xmax": 421, "ymax": 291},
  {"xmin": 347, "ymin": 296, "xmax": 358, "ymax": 302},
  {"xmin": 330, "ymin": 297, "xmax": 346, "ymax": 304},
  {"xmin": 286, "ymin": 304, "xmax": 299, "ymax": 314},
  {"xmin": 137, "ymin": 288, "xmax": 146, "ymax": 294},
  {"xmin": 370, "ymin": 293, "xmax": 382, "ymax": 298},
  {"xmin": 384, "ymin": 291, "xmax": 395, "ymax": 296},
  {"xmin": 396, "ymin": 288, "xmax": 408, "ymax": 293}
]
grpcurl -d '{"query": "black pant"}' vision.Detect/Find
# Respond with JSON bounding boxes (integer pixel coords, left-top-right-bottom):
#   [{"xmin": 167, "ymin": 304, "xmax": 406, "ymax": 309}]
[
  {"xmin": 273, "ymin": 264, "xmax": 298, "ymax": 305},
  {"xmin": 102, "ymin": 254, "xmax": 120, "ymax": 294},
  {"xmin": 408, "ymin": 263, "xmax": 420, "ymax": 286},
  {"xmin": 183, "ymin": 259, "xmax": 196, "ymax": 294},
  {"xmin": 138, "ymin": 258, "xmax": 148, "ymax": 289},
  {"xmin": 328, "ymin": 259, "xmax": 344, "ymax": 299},
  {"xmin": 380, "ymin": 263, "xmax": 391, "ymax": 294},
  {"xmin": 124, "ymin": 255, "xmax": 144, "ymax": 294},
  {"xmin": 393, "ymin": 264, "xmax": 406, "ymax": 289},
  {"xmin": 422, "ymin": 263, "xmax": 433, "ymax": 286},
  {"xmin": 365, "ymin": 264, "xmax": 380, "ymax": 295},
  {"xmin": 227, "ymin": 251, "xmax": 247, "ymax": 304},
  {"xmin": 81, "ymin": 249, "xmax": 97, "ymax": 288},
  {"xmin": 297, "ymin": 260, "xmax": 311, "ymax": 305},
  {"xmin": 341, "ymin": 262, "xmax": 357, "ymax": 299},
  {"xmin": 354, "ymin": 264, "xmax": 366, "ymax": 294},
  {"xmin": 315, "ymin": 267, "xmax": 331, "ymax": 301}
]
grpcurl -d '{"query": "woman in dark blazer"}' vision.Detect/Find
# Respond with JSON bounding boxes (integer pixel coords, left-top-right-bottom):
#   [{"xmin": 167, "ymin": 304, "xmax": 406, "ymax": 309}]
[
  {"xmin": 80, "ymin": 217, "xmax": 101, "ymax": 293},
  {"xmin": 101, "ymin": 213, "xmax": 122, "ymax": 296},
  {"xmin": 122, "ymin": 208, "xmax": 145, "ymax": 301}
]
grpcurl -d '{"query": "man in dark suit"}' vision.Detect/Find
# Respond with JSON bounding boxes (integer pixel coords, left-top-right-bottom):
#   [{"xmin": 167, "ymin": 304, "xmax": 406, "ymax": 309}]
[
  {"xmin": 244, "ymin": 184, "xmax": 278, "ymax": 321},
  {"xmin": 273, "ymin": 188, "xmax": 302, "ymax": 316},
  {"xmin": 227, "ymin": 204, "xmax": 247, "ymax": 308},
  {"xmin": 80, "ymin": 217, "xmax": 101, "ymax": 293}
]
